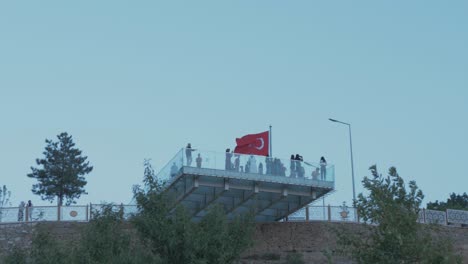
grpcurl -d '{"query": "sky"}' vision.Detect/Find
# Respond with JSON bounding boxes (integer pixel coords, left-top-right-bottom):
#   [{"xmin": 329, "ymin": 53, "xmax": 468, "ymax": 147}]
[{"xmin": 0, "ymin": 1, "xmax": 467, "ymax": 208}]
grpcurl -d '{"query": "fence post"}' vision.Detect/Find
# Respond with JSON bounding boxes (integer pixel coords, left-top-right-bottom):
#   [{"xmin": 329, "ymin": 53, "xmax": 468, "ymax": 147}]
[
  {"xmin": 355, "ymin": 207, "xmax": 359, "ymax": 223},
  {"xmin": 445, "ymin": 209, "xmax": 449, "ymax": 225},
  {"xmin": 306, "ymin": 206, "xmax": 310, "ymax": 222},
  {"xmin": 25, "ymin": 206, "xmax": 29, "ymax": 222},
  {"xmin": 327, "ymin": 205, "xmax": 331, "ymax": 222},
  {"xmin": 423, "ymin": 208, "xmax": 426, "ymax": 224},
  {"xmin": 86, "ymin": 204, "xmax": 89, "ymax": 221},
  {"xmin": 89, "ymin": 203, "xmax": 92, "ymax": 220}
]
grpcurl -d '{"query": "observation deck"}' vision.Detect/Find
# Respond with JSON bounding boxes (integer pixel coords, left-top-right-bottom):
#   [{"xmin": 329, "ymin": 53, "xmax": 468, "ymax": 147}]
[{"xmin": 156, "ymin": 149, "xmax": 335, "ymax": 222}]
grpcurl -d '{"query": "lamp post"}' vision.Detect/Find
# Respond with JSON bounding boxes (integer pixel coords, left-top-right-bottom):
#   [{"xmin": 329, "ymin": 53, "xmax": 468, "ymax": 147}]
[{"xmin": 329, "ymin": 118, "xmax": 356, "ymax": 203}]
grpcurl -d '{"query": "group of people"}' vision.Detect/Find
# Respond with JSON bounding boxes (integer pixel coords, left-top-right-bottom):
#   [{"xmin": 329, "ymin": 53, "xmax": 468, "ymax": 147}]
[
  {"xmin": 183, "ymin": 143, "xmax": 329, "ymax": 180},
  {"xmin": 17, "ymin": 200, "xmax": 33, "ymax": 222}
]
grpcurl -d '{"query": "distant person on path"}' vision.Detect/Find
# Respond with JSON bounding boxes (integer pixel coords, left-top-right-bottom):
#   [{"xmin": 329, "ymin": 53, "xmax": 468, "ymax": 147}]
[
  {"xmin": 185, "ymin": 143, "xmax": 196, "ymax": 166},
  {"xmin": 225, "ymin": 148, "xmax": 232, "ymax": 170},
  {"xmin": 258, "ymin": 162, "xmax": 263, "ymax": 174},
  {"xmin": 196, "ymin": 153, "xmax": 202, "ymax": 168},
  {"xmin": 320, "ymin": 157, "xmax": 327, "ymax": 180},
  {"xmin": 17, "ymin": 201, "xmax": 25, "ymax": 222},
  {"xmin": 27, "ymin": 200, "xmax": 33, "ymax": 221},
  {"xmin": 170, "ymin": 162, "xmax": 179, "ymax": 178}
]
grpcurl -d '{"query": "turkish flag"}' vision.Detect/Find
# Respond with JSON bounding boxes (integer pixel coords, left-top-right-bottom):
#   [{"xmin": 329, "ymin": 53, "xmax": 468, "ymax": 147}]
[{"xmin": 234, "ymin": 131, "xmax": 269, "ymax": 156}]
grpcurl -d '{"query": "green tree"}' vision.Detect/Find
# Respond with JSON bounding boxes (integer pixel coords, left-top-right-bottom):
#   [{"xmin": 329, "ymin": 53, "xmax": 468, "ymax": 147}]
[
  {"xmin": 333, "ymin": 165, "xmax": 461, "ymax": 264},
  {"xmin": 132, "ymin": 160, "xmax": 255, "ymax": 264},
  {"xmin": 70, "ymin": 204, "xmax": 159, "ymax": 264},
  {"xmin": 427, "ymin": 192, "xmax": 468, "ymax": 211},
  {"xmin": 28, "ymin": 132, "xmax": 93, "ymax": 206}
]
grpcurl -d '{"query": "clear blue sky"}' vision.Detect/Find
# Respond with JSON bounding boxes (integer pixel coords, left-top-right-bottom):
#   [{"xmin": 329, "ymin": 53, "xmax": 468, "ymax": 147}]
[{"xmin": 1, "ymin": 1, "xmax": 467, "ymax": 207}]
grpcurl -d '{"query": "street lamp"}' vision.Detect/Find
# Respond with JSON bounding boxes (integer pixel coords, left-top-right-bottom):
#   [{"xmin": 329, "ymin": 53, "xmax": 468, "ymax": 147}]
[{"xmin": 329, "ymin": 118, "xmax": 356, "ymax": 203}]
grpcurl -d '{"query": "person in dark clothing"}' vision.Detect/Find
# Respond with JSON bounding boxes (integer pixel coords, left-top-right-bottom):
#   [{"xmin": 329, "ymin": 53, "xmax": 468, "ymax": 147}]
[
  {"xmin": 320, "ymin": 156, "xmax": 327, "ymax": 180},
  {"xmin": 185, "ymin": 143, "xmax": 196, "ymax": 166},
  {"xmin": 258, "ymin": 162, "xmax": 263, "ymax": 174},
  {"xmin": 234, "ymin": 154, "xmax": 240, "ymax": 172},
  {"xmin": 290, "ymin": 154, "xmax": 296, "ymax": 177},
  {"xmin": 196, "ymin": 153, "xmax": 202, "ymax": 168},
  {"xmin": 295, "ymin": 154, "xmax": 302, "ymax": 178},
  {"xmin": 27, "ymin": 200, "xmax": 33, "ymax": 221},
  {"xmin": 225, "ymin": 148, "xmax": 232, "ymax": 170}
]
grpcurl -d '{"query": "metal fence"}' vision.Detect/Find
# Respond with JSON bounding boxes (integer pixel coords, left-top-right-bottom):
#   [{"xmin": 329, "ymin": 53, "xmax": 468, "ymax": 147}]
[
  {"xmin": 285, "ymin": 206, "xmax": 468, "ymax": 226},
  {"xmin": 0, "ymin": 204, "xmax": 138, "ymax": 224},
  {"xmin": 1, "ymin": 204, "xmax": 467, "ymax": 226}
]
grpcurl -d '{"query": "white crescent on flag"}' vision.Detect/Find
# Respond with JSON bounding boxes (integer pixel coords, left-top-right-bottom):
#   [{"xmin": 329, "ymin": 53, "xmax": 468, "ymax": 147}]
[{"xmin": 255, "ymin": 137, "xmax": 264, "ymax": 150}]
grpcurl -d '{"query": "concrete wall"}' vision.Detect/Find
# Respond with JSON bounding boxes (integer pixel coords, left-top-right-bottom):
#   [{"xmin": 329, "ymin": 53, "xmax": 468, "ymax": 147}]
[{"xmin": 1, "ymin": 221, "xmax": 467, "ymax": 263}]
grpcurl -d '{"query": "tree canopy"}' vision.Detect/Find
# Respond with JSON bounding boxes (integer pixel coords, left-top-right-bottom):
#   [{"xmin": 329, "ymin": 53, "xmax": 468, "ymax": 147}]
[
  {"xmin": 28, "ymin": 132, "xmax": 93, "ymax": 206},
  {"xmin": 333, "ymin": 165, "xmax": 461, "ymax": 264},
  {"xmin": 131, "ymin": 160, "xmax": 255, "ymax": 264},
  {"xmin": 427, "ymin": 192, "xmax": 468, "ymax": 211}
]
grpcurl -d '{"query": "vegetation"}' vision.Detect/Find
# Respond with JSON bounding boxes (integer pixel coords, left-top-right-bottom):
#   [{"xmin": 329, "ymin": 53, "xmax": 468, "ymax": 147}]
[
  {"xmin": 132, "ymin": 160, "xmax": 255, "ymax": 264},
  {"xmin": 332, "ymin": 165, "xmax": 461, "ymax": 264},
  {"xmin": 28, "ymin": 132, "xmax": 93, "ymax": 206},
  {"xmin": 284, "ymin": 252, "xmax": 305, "ymax": 264},
  {"xmin": 0, "ymin": 185, "xmax": 11, "ymax": 208},
  {"xmin": 427, "ymin": 192, "xmax": 468, "ymax": 211},
  {"xmin": 3, "ymin": 160, "xmax": 254, "ymax": 264}
]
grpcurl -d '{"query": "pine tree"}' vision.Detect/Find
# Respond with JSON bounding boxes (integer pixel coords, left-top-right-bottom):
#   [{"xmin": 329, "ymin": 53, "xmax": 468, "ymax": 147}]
[{"xmin": 28, "ymin": 132, "xmax": 93, "ymax": 206}]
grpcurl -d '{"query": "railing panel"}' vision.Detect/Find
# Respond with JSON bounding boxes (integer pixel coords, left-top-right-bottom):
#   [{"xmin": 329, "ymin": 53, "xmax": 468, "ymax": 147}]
[
  {"xmin": 169, "ymin": 148, "xmax": 335, "ymax": 185},
  {"xmin": 447, "ymin": 209, "xmax": 468, "ymax": 225},
  {"xmin": 424, "ymin": 209, "xmax": 446, "ymax": 225},
  {"xmin": 308, "ymin": 206, "xmax": 328, "ymax": 221},
  {"xmin": 61, "ymin": 206, "xmax": 88, "ymax": 221},
  {"xmin": 0, "ymin": 207, "xmax": 22, "ymax": 223},
  {"xmin": 157, "ymin": 148, "xmax": 184, "ymax": 186},
  {"xmin": 2, "ymin": 205, "xmax": 467, "ymax": 226},
  {"xmin": 417, "ymin": 210, "xmax": 425, "ymax": 223},
  {"xmin": 329, "ymin": 206, "xmax": 357, "ymax": 222}
]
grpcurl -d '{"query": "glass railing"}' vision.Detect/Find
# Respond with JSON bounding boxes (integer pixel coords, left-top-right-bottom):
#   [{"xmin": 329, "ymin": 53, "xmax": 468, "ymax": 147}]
[{"xmin": 156, "ymin": 148, "xmax": 335, "ymax": 186}]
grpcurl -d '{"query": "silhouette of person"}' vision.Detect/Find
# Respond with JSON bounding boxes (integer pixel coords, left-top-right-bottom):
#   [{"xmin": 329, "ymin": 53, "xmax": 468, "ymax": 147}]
[
  {"xmin": 312, "ymin": 168, "xmax": 319, "ymax": 180},
  {"xmin": 27, "ymin": 200, "xmax": 33, "ymax": 221},
  {"xmin": 320, "ymin": 156, "xmax": 327, "ymax": 180},
  {"xmin": 258, "ymin": 162, "xmax": 263, "ymax": 174},
  {"xmin": 185, "ymin": 143, "xmax": 196, "ymax": 166},
  {"xmin": 170, "ymin": 162, "xmax": 179, "ymax": 178},
  {"xmin": 234, "ymin": 155, "xmax": 240, "ymax": 172},
  {"xmin": 196, "ymin": 153, "xmax": 202, "ymax": 168},
  {"xmin": 17, "ymin": 201, "xmax": 25, "ymax": 222},
  {"xmin": 225, "ymin": 148, "xmax": 232, "ymax": 170},
  {"xmin": 290, "ymin": 154, "xmax": 296, "ymax": 177},
  {"xmin": 295, "ymin": 154, "xmax": 302, "ymax": 178},
  {"xmin": 249, "ymin": 155, "xmax": 257, "ymax": 173}
]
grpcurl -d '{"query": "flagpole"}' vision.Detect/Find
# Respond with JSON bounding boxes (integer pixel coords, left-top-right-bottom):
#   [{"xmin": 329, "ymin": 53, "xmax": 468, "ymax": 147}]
[{"xmin": 269, "ymin": 125, "xmax": 272, "ymax": 157}]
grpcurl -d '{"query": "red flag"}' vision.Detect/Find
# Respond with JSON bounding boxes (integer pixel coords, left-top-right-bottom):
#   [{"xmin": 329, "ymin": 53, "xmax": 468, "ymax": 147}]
[{"xmin": 234, "ymin": 131, "xmax": 269, "ymax": 156}]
